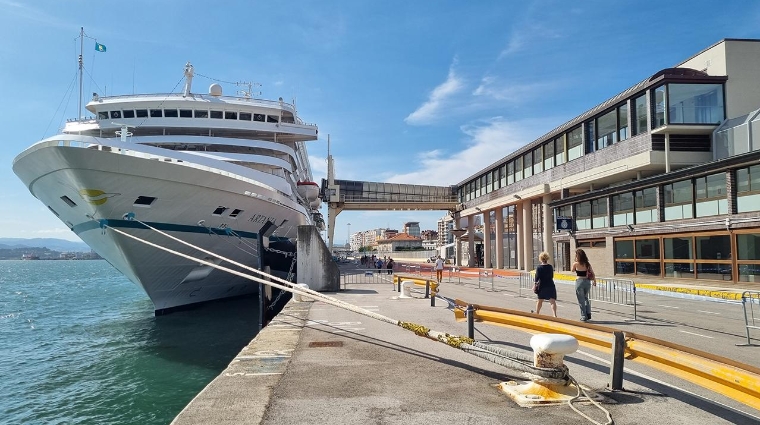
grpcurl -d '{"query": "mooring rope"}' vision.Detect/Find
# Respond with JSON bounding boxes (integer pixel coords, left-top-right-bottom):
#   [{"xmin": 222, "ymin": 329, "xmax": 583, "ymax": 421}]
[{"xmin": 101, "ymin": 221, "xmax": 613, "ymax": 423}]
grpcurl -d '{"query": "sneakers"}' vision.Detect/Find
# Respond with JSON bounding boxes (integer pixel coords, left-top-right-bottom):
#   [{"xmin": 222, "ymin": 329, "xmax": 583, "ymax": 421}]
[{"xmin": 580, "ymin": 317, "xmax": 588, "ymax": 322}]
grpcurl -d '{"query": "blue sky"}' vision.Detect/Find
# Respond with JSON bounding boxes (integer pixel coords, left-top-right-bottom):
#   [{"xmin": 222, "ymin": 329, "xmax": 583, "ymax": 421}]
[{"xmin": 2, "ymin": 1, "xmax": 760, "ymax": 244}]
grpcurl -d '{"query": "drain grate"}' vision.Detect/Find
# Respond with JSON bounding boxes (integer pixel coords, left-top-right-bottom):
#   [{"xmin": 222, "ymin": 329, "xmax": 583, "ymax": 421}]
[{"xmin": 308, "ymin": 341, "xmax": 344, "ymax": 348}]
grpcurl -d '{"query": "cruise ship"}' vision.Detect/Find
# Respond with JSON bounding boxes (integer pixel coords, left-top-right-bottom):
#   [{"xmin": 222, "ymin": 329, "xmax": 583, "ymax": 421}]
[{"xmin": 12, "ymin": 63, "xmax": 323, "ymax": 313}]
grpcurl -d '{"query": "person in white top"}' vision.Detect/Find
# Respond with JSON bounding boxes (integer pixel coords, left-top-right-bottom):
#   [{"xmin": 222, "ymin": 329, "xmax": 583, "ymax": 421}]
[{"xmin": 434, "ymin": 256, "xmax": 444, "ymax": 283}]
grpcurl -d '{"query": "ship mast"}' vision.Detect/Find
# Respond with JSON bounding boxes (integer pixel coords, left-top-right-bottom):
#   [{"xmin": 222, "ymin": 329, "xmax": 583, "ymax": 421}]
[{"xmin": 77, "ymin": 27, "xmax": 84, "ymax": 122}]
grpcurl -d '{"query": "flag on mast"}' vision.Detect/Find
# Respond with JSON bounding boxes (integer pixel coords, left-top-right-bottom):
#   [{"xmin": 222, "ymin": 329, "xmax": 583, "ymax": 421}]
[{"xmin": 95, "ymin": 42, "xmax": 106, "ymax": 52}]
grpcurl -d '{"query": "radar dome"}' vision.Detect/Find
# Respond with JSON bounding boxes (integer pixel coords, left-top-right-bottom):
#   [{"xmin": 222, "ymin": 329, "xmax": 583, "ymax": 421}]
[{"xmin": 209, "ymin": 83, "xmax": 223, "ymax": 97}]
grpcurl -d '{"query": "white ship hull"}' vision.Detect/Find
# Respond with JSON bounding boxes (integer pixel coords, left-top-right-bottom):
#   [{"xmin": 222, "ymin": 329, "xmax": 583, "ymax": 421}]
[{"xmin": 14, "ymin": 139, "xmax": 310, "ymax": 313}]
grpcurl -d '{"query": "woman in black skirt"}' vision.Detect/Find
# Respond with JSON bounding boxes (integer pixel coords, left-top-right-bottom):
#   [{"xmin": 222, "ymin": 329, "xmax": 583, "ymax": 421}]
[{"xmin": 534, "ymin": 251, "xmax": 557, "ymax": 317}]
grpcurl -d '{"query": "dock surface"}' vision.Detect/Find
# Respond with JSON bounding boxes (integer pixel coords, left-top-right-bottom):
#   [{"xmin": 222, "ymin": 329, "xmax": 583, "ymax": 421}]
[{"xmin": 173, "ymin": 266, "xmax": 760, "ymax": 424}]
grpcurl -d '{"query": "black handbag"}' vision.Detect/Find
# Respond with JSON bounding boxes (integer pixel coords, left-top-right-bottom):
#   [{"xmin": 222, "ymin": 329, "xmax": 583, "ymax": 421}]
[{"xmin": 532, "ymin": 282, "xmax": 540, "ymax": 294}]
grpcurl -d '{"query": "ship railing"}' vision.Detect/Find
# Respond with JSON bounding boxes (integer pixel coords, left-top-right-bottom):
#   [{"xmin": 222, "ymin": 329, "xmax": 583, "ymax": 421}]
[
  {"xmin": 94, "ymin": 92, "xmax": 296, "ymax": 109},
  {"xmin": 22, "ymin": 138, "xmax": 297, "ymax": 201}
]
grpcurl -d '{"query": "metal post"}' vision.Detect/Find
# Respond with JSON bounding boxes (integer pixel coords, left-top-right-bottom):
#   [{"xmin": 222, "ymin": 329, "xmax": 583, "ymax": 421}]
[
  {"xmin": 425, "ymin": 280, "xmax": 430, "ymax": 299},
  {"xmin": 467, "ymin": 304, "xmax": 474, "ymax": 339},
  {"xmin": 431, "ymin": 282, "xmax": 436, "ymax": 307},
  {"xmin": 610, "ymin": 331, "xmax": 625, "ymax": 390},
  {"xmin": 633, "ymin": 285, "xmax": 637, "ymax": 321}
]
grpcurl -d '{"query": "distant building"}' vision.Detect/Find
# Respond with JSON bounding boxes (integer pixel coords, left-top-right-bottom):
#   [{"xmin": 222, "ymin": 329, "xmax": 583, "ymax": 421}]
[
  {"xmin": 403, "ymin": 222, "xmax": 421, "ymax": 237},
  {"xmin": 376, "ymin": 233, "xmax": 423, "ymax": 253}
]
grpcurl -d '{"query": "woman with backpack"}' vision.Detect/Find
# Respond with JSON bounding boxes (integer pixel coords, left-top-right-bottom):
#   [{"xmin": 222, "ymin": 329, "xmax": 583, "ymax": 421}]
[{"xmin": 571, "ymin": 248, "xmax": 596, "ymax": 322}]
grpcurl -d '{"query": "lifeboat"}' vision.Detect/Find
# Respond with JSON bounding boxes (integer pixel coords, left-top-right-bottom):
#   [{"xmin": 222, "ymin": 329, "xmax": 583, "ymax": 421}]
[{"xmin": 297, "ymin": 181, "xmax": 320, "ymax": 201}]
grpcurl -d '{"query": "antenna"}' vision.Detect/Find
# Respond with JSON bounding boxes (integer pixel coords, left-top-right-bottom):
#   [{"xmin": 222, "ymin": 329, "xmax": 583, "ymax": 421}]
[{"xmin": 235, "ymin": 81, "xmax": 261, "ymax": 99}]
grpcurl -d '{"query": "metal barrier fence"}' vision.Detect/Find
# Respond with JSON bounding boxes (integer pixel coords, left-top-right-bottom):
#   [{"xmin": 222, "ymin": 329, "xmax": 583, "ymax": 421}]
[
  {"xmin": 477, "ymin": 269, "xmax": 495, "ymax": 290},
  {"xmin": 591, "ymin": 278, "xmax": 637, "ymax": 321},
  {"xmin": 340, "ymin": 270, "xmax": 395, "ymax": 289},
  {"xmin": 518, "ymin": 272, "xmax": 534, "ymax": 297},
  {"xmin": 738, "ymin": 290, "xmax": 760, "ymax": 346}
]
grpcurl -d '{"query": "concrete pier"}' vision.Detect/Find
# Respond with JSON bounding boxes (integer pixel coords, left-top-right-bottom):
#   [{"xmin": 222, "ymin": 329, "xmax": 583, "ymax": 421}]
[{"xmin": 173, "ymin": 266, "xmax": 760, "ymax": 424}]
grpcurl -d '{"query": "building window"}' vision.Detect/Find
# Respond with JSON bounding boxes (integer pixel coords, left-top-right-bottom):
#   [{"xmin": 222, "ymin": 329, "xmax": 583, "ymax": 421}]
[
  {"xmin": 695, "ymin": 173, "xmax": 727, "ymax": 217},
  {"xmin": 596, "ymin": 109, "xmax": 617, "ymax": 150},
  {"xmin": 633, "ymin": 94, "xmax": 647, "ymax": 136},
  {"xmin": 737, "ymin": 233, "xmax": 760, "ymax": 282},
  {"xmin": 591, "ymin": 198, "xmax": 608, "ymax": 228},
  {"xmin": 737, "ymin": 165, "xmax": 760, "ymax": 213},
  {"xmin": 614, "ymin": 239, "xmax": 634, "ymax": 274},
  {"xmin": 654, "ymin": 86, "xmax": 666, "ymax": 128},
  {"xmin": 663, "ymin": 236, "xmax": 694, "ymax": 278},
  {"xmin": 695, "ymin": 234, "xmax": 732, "ymax": 280},
  {"xmin": 634, "ymin": 187, "xmax": 657, "ymax": 224},
  {"xmin": 567, "ymin": 127, "xmax": 583, "ymax": 161},
  {"xmin": 500, "ymin": 165, "xmax": 507, "ymax": 188},
  {"xmin": 618, "ymin": 103, "xmax": 629, "ymax": 141},
  {"xmin": 507, "ymin": 162, "xmax": 514, "ymax": 185},
  {"xmin": 585, "ymin": 120, "xmax": 595, "ymax": 153},
  {"xmin": 514, "ymin": 157, "xmax": 523, "ymax": 182},
  {"xmin": 667, "ymin": 83, "xmax": 724, "ymax": 124},
  {"xmin": 576, "ymin": 201, "xmax": 591, "ymax": 230},
  {"xmin": 486, "ymin": 173, "xmax": 493, "ymax": 193},
  {"xmin": 491, "ymin": 169, "xmax": 500, "ymax": 191},
  {"xmin": 612, "ymin": 192, "xmax": 634, "ymax": 226},
  {"xmin": 533, "ymin": 147, "xmax": 543, "ymax": 174},
  {"xmin": 664, "ymin": 179, "xmax": 693, "ymax": 220},
  {"xmin": 554, "ymin": 136, "xmax": 565, "ymax": 165},
  {"xmin": 543, "ymin": 142, "xmax": 554, "ymax": 170},
  {"xmin": 523, "ymin": 152, "xmax": 533, "ymax": 178}
]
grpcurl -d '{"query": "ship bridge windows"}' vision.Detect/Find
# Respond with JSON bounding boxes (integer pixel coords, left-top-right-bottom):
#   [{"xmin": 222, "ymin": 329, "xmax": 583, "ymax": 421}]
[
  {"xmin": 98, "ymin": 112, "xmax": 108, "ymax": 120},
  {"xmin": 210, "ymin": 110, "xmax": 223, "ymax": 119},
  {"xmin": 60, "ymin": 195, "xmax": 77, "ymax": 207},
  {"xmin": 110, "ymin": 110, "xmax": 121, "ymax": 119},
  {"xmin": 179, "ymin": 109, "xmax": 192, "ymax": 118},
  {"xmin": 164, "ymin": 109, "xmax": 178, "ymax": 118},
  {"xmin": 254, "ymin": 114, "xmax": 265, "ymax": 122},
  {"xmin": 267, "ymin": 115, "xmax": 279, "ymax": 123},
  {"xmin": 150, "ymin": 109, "xmax": 163, "ymax": 118},
  {"xmin": 123, "ymin": 110, "xmax": 135, "ymax": 118},
  {"xmin": 194, "ymin": 110, "xmax": 208, "ymax": 118},
  {"xmin": 225, "ymin": 111, "xmax": 238, "ymax": 120},
  {"xmin": 239, "ymin": 112, "xmax": 252, "ymax": 121},
  {"xmin": 133, "ymin": 196, "xmax": 156, "ymax": 207},
  {"xmin": 136, "ymin": 109, "xmax": 148, "ymax": 118},
  {"xmin": 212, "ymin": 206, "xmax": 228, "ymax": 216}
]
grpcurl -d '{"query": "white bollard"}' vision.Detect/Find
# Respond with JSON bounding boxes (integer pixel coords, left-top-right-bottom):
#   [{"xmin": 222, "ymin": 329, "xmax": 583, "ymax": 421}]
[
  {"xmin": 529, "ymin": 334, "xmax": 579, "ymax": 369},
  {"xmin": 293, "ymin": 283, "xmax": 311, "ymax": 302},
  {"xmin": 399, "ymin": 280, "xmax": 414, "ymax": 298}
]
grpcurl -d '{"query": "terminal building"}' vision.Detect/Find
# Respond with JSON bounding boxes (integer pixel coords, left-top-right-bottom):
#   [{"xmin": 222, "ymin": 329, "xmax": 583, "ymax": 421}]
[{"xmin": 452, "ymin": 38, "xmax": 760, "ymax": 284}]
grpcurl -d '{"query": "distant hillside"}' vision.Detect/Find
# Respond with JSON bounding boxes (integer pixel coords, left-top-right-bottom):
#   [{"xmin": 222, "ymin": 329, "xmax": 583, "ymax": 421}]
[{"xmin": 0, "ymin": 238, "xmax": 90, "ymax": 252}]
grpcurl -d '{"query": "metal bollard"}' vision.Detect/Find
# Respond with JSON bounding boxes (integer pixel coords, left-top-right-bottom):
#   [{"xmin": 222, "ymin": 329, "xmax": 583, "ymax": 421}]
[
  {"xmin": 610, "ymin": 331, "xmax": 625, "ymax": 390},
  {"xmin": 424, "ymin": 280, "xmax": 430, "ymax": 298},
  {"xmin": 431, "ymin": 281, "xmax": 437, "ymax": 307},
  {"xmin": 467, "ymin": 304, "xmax": 474, "ymax": 339}
]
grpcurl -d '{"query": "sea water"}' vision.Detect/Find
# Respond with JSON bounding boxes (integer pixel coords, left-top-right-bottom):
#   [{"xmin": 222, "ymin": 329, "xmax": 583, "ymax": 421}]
[{"xmin": 0, "ymin": 260, "xmax": 260, "ymax": 424}]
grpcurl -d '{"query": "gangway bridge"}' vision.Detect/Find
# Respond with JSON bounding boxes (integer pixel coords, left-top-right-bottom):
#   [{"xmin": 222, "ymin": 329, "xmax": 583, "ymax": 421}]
[{"xmin": 321, "ymin": 178, "xmax": 459, "ymax": 252}]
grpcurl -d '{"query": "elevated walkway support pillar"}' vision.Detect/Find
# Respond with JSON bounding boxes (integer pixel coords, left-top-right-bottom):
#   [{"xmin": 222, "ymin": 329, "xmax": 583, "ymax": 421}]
[
  {"xmin": 467, "ymin": 216, "xmax": 475, "ymax": 267},
  {"xmin": 495, "ymin": 206, "xmax": 504, "ymax": 269},
  {"xmin": 483, "ymin": 210, "xmax": 492, "ymax": 268},
  {"xmin": 543, "ymin": 194, "xmax": 554, "ymax": 266},
  {"xmin": 522, "ymin": 200, "xmax": 533, "ymax": 271}
]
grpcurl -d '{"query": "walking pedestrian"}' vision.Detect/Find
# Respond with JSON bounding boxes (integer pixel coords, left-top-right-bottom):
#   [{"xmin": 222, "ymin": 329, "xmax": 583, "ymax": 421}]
[
  {"xmin": 386, "ymin": 258, "xmax": 394, "ymax": 275},
  {"xmin": 571, "ymin": 248, "xmax": 596, "ymax": 321},
  {"xmin": 434, "ymin": 255, "xmax": 444, "ymax": 283},
  {"xmin": 534, "ymin": 251, "xmax": 557, "ymax": 317}
]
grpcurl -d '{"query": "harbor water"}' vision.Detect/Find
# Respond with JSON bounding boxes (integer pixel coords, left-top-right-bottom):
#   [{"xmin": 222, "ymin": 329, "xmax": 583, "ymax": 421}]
[{"xmin": 0, "ymin": 260, "xmax": 261, "ymax": 424}]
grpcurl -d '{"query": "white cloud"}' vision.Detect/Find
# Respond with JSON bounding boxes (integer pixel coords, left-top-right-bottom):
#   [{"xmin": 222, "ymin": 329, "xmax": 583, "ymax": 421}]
[
  {"xmin": 498, "ymin": 32, "xmax": 525, "ymax": 58},
  {"xmin": 404, "ymin": 60, "xmax": 464, "ymax": 125},
  {"xmin": 385, "ymin": 117, "xmax": 546, "ymax": 186},
  {"xmin": 473, "ymin": 76, "xmax": 557, "ymax": 103}
]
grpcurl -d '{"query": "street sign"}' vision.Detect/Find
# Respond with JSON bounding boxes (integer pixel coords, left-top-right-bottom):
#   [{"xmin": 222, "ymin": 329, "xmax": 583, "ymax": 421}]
[{"xmin": 556, "ymin": 217, "xmax": 573, "ymax": 232}]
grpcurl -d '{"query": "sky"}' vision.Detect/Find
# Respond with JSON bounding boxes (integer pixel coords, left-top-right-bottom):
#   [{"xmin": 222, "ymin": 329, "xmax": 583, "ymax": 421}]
[{"xmin": 2, "ymin": 1, "xmax": 760, "ymax": 244}]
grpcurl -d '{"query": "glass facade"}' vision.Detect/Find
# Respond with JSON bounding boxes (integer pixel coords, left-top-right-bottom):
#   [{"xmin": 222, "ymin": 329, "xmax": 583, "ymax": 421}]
[
  {"xmin": 612, "ymin": 192, "xmax": 634, "ymax": 226},
  {"xmin": 668, "ymin": 83, "xmax": 724, "ymax": 124},
  {"xmin": 695, "ymin": 173, "xmax": 727, "ymax": 217},
  {"xmin": 633, "ymin": 94, "xmax": 647, "ymax": 136},
  {"xmin": 737, "ymin": 165, "xmax": 760, "ymax": 213},
  {"xmin": 567, "ymin": 127, "xmax": 583, "ymax": 161},
  {"xmin": 664, "ymin": 179, "xmax": 693, "ymax": 220}
]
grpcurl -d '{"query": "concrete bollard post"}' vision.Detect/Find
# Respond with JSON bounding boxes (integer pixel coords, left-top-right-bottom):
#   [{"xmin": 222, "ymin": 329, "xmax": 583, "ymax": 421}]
[
  {"xmin": 467, "ymin": 304, "xmax": 474, "ymax": 339},
  {"xmin": 610, "ymin": 331, "xmax": 625, "ymax": 390}
]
